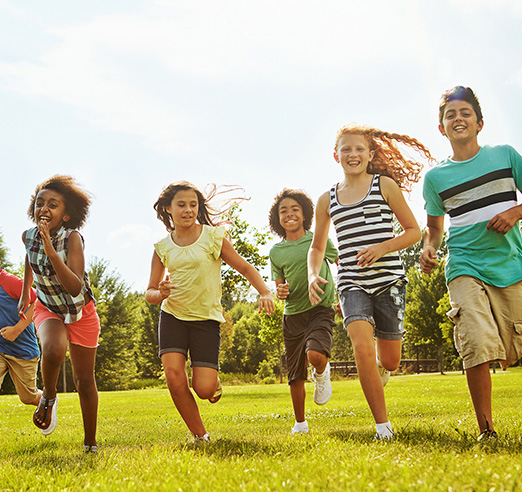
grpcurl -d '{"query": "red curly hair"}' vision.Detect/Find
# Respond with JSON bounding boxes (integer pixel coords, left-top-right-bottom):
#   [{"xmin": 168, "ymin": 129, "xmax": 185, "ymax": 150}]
[{"xmin": 334, "ymin": 123, "xmax": 434, "ymax": 192}]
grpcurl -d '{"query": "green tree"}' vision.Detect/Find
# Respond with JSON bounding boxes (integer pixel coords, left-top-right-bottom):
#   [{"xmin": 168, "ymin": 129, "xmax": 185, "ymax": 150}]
[
  {"xmin": 134, "ymin": 296, "xmax": 163, "ymax": 379},
  {"xmin": 88, "ymin": 258, "xmax": 139, "ymax": 390},
  {"xmin": 0, "ymin": 231, "xmax": 13, "ymax": 271},
  {"xmin": 331, "ymin": 317, "xmax": 353, "ymax": 361},
  {"xmin": 404, "ymin": 261, "xmax": 452, "ymax": 373},
  {"xmin": 221, "ymin": 206, "xmax": 271, "ymax": 310},
  {"xmin": 258, "ymin": 299, "xmax": 285, "ymax": 382}
]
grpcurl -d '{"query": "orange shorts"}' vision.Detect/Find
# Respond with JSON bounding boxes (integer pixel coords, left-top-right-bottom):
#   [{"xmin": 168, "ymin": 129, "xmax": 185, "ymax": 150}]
[{"xmin": 33, "ymin": 299, "xmax": 101, "ymax": 348}]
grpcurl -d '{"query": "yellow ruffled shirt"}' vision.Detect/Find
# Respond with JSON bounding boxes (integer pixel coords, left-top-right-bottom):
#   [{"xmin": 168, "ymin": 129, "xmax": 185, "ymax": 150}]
[{"xmin": 154, "ymin": 225, "xmax": 226, "ymax": 323}]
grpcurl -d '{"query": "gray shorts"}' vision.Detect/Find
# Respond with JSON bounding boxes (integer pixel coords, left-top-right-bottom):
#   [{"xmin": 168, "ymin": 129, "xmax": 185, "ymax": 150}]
[
  {"xmin": 339, "ymin": 281, "xmax": 406, "ymax": 341},
  {"xmin": 283, "ymin": 305, "xmax": 335, "ymax": 384}
]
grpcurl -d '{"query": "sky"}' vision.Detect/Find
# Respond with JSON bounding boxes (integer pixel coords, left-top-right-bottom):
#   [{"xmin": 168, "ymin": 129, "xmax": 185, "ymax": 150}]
[{"xmin": 1, "ymin": 0, "xmax": 522, "ymax": 292}]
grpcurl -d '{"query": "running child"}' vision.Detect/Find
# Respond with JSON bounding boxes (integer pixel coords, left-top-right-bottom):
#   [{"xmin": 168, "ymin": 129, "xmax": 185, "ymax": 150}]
[
  {"xmin": 269, "ymin": 189, "xmax": 338, "ymax": 434},
  {"xmin": 0, "ymin": 267, "xmax": 42, "ymax": 407},
  {"xmin": 308, "ymin": 124, "xmax": 432, "ymax": 440},
  {"xmin": 18, "ymin": 175, "xmax": 100, "ymax": 453},
  {"xmin": 145, "ymin": 180, "xmax": 274, "ymax": 442},
  {"xmin": 421, "ymin": 86, "xmax": 522, "ymax": 441}
]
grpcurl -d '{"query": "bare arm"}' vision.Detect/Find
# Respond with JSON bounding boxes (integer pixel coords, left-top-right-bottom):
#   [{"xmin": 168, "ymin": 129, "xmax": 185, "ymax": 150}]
[
  {"xmin": 420, "ymin": 215, "xmax": 445, "ymax": 274},
  {"xmin": 39, "ymin": 224, "xmax": 85, "ymax": 297},
  {"xmin": 220, "ymin": 238, "xmax": 274, "ymax": 314},
  {"xmin": 487, "ymin": 204, "xmax": 522, "ymax": 235},
  {"xmin": 308, "ymin": 191, "xmax": 331, "ymax": 305},
  {"xmin": 18, "ymin": 233, "xmax": 34, "ymax": 318},
  {"xmin": 2, "ymin": 303, "xmax": 35, "ymax": 342},
  {"xmin": 144, "ymin": 251, "xmax": 173, "ymax": 305},
  {"xmin": 356, "ymin": 177, "xmax": 421, "ymax": 267}
]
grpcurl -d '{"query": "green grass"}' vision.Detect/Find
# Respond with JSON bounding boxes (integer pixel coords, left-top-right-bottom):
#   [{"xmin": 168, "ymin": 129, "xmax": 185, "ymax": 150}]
[{"xmin": 1, "ymin": 369, "xmax": 521, "ymax": 491}]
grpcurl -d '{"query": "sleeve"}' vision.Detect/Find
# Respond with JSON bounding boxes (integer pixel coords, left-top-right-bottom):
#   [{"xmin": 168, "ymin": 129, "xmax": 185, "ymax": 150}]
[
  {"xmin": 209, "ymin": 226, "xmax": 226, "ymax": 260},
  {"xmin": 508, "ymin": 145, "xmax": 522, "ymax": 191},
  {"xmin": 423, "ymin": 170, "xmax": 446, "ymax": 217},
  {"xmin": 153, "ymin": 237, "xmax": 168, "ymax": 265},
  {"xmin": 0, "ymin": 271, "xmax": 37, "ymax": 303},
  {"xmin": 324, "ymin": 238, "xmax": 338, "ymax": 263},
  {"xmin": 269, "ymin": 247, "xmax": 284, "ymax": 281}
]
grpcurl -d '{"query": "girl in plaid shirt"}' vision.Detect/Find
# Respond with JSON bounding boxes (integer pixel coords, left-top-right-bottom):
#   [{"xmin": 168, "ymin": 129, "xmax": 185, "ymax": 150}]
[{"xmin": 19, "ymin": 175, "xmax": 100, "ymax": 453}]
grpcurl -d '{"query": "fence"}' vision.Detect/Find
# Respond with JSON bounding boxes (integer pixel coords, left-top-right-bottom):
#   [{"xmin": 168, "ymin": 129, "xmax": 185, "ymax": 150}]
[{"xmin": 330, "ymin": 358, "xmax": 439, "ymax": 376}]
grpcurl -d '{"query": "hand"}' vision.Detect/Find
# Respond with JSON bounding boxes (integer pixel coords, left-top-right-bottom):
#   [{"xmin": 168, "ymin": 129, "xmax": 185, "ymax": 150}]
[
  {"xmin": 356, "ymin": 244, "xmax": 387, "ymax": 267},
  {"xmin": 420, "ymin": 246, "xmax": 438, "ymax": 274},
  {"xmin": 309, "ymin": 275, "xmax": 328, "ymax": 305},
  {"xmin": 38, "ymin": 219, "xmax": 55, "ymax": 257},
  {"xmin": 158, "ymin": 274, "xmax": 174, "ymax": 300},
  {"xmin": 487, "ymin": 206, "xmax": 522, "ymax": 235},
  {"xmin": 258, "ymin": 293, "xmax": 274, "ymax": 315},
  {"xmin": 0, "ymin": 326, "xmax": 20, "ymax": 342},
  {"xmin": 17, "ymin": 297, "xmax": 29, "ymax": 320},
  {"xmin": 276, "ymin": 282, "xmax": 289, "ymax": 300}
]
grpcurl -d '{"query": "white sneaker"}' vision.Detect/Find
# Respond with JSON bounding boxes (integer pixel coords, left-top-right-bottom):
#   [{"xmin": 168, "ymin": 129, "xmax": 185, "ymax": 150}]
[
  {"xmin": 193, "ymin": 432, "xmax": 210, "ymax": 443},
  {"xmin": 312, "ymin": 362, "xmax": 332, "ymax": 405},
  {"xmin": 291, "ymin": 421, "xmax": 309, "ymax": 434},
  {"xmin": 376, "ymin": 358, "xmax": 390, "ymax": 387}
]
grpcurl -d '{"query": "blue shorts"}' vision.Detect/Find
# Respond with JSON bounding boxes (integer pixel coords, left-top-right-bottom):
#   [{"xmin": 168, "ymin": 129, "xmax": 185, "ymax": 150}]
[
  {"xmin": 339, "ymin": 281, "xmax": 406, "ymax": 341},
  {"xmin": 158, "ymin": 311, "xmax": 221, "ymax": 370}
]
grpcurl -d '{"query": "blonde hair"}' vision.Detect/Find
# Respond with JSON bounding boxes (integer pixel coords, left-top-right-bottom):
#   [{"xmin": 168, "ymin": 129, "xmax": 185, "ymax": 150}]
[{"xmin": 334, "ymin": 123, "xmax": 434, "ymax": 192}]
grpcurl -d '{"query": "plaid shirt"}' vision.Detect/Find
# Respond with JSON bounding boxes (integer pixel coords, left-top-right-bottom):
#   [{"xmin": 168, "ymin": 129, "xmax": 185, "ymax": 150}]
[{"xmin": 25, "ymin": 226, "xmax": 95, "ymax": 323}]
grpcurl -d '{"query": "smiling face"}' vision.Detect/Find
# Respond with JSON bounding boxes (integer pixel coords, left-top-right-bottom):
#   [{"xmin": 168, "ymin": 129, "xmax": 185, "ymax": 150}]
[
  {"xmin": 166, "ymin": 189, "xmax": 199, "ymax": 229},
  {"xmin": 439, "ymin": 99, "xmax": 483, "ymax": 143},
  {"xmin": 278, "ymin": 197, "xmax": 305, "ymax": 237},
  {"xmin": 335, "ymin": 133, "xmax": 374, "ymax": 175},
  {"xmin": 34, "ymin": 189, "xmax": 70, "ymax": 235}
]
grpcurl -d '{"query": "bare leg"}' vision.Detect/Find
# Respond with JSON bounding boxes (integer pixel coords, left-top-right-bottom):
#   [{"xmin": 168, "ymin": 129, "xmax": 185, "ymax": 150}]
[
  {"xmin": 34, "ymin": 319, "xmax": 68, "ymax": 428},
  {"xmin": 191, "ymin": 366, "xmax": 219, "ymax": 400},
  {"xmin": 308, "ymin": 349, "xmax": 328, "ymax": 374},
  {"xmin": 28, "ymin": 390, "xmax": 43, "ymax": 406},
  {"xmin": 347, "ymin": 320, "xmax": 387, "ymax": 424},
  {"xmin": 289, "ymin": 380, "xmax": 306, "ymax": 422},
  {"xmin": 376, "ymin": 338, "xmax": 401, "ymax": 371},
  {"xmin": 162, "ymin": 353, "xmax": 206, "ymax": 437},
  {"xmin": 69, "ymin": 343, "xmax": 98, "ymax": 447},
  {"xmin": 465, "ymin": 362, "xmax": 494, "ymax": 433}
]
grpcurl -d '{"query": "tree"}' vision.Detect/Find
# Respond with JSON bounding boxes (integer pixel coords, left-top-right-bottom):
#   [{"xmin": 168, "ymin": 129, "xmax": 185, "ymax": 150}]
[
  {"xmin": 220, "ymin": 206, "xmax": 271, "ymax": 310},
  {"xmin": 0, "ymin": 231, "xmax": 13, "ymax": 271},
  {"xmin": 134, "ymin": 296, "xmax": 163, "ymax": 379},
  {"xmin": 404, "ymin": 261, "xmax": 453, "ymax": 373},
  {"xmin": 258, "ymin": 299, "xmax": 285, "ymax": 382},
  {"xmin": 88, "ymin": 258, "xmax": 139, "ymax": 390}
]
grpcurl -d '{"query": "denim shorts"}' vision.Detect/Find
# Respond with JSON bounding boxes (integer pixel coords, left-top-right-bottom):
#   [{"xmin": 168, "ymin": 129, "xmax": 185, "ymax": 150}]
[
  {"xmin": 338, "ymin": 281, "xmax": 406, "ymax": 341},
  {"xmin": 158, "ymin": 311, "xmax": 221, "ymax": 370}
]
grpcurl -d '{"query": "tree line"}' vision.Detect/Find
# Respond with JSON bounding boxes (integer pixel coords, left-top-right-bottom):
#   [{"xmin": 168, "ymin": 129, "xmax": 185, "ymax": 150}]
[{"xmin": 1, "ymin": 213, "xmax": 508, "ymax": 394}]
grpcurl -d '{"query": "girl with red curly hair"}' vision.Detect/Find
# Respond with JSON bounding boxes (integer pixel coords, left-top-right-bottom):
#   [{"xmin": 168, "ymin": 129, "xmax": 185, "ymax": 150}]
[{"xmin": 308, "ymin": 124, "xmax": 433, "ymax": 441}]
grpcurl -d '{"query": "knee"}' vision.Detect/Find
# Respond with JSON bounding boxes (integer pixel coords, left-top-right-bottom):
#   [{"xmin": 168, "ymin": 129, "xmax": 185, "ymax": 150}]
[
  {"xmin": 192, "ymin": 380, "xmax": 216, "ymax": 400},
  {"xmin": 352, "ymin": 339, "xmax": 376, "ymax": 361},
  {"xmin": 379, "ymin": 355, "xmax": 400, "ymax": 372},
  {"xmin": 164, "ymin": 367, "xmax": 188, "ymax": 392},
  {"xmin": 73, "ymin": 373, "xmax": 97, "ymax": 396},
  {"xmin": 307, "ymin": 350, "xmax": 327, "ymax": 369}
]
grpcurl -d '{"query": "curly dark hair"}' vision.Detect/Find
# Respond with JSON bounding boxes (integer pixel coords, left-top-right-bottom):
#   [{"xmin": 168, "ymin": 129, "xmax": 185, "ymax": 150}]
[
  {"xmin": 439, "ymin": 86, "xmax": 483, "ymax": 126},
  {"xmin": 27, "ymin": 175, "xmax": 92, "ymax": 230},
  {"xmin": 153, "ymin": 181, "xmax": 215, "ymax": 232},
  {"xmin": 268, "ymin": 189, "xmax": 314, "ymax": 238}
]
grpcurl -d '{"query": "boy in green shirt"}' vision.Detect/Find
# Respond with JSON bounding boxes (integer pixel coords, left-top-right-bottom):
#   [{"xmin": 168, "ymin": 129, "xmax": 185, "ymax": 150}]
[
  {"xmin": 421, "ymin": 86, "xmax": 522, "ymax": 440},
  {"xmin": 269, "ymin": 189, "xmax": 338, "ymax": 434}
]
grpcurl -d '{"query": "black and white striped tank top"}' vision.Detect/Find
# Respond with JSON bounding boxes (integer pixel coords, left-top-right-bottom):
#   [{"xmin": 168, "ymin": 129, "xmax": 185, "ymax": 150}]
[{"xmin": 329, "ymin": 175, "xmax": 406, "ymax": 295}]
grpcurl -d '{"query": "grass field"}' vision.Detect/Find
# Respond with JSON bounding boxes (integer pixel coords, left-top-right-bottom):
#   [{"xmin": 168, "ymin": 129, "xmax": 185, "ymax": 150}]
[{"xmin": 1, "ymin": 369, "xmax": 521, "ymax": 491}]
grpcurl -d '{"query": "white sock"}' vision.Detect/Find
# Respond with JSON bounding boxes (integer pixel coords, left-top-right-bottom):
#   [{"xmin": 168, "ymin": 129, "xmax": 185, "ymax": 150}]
[
  {"xmin": 376, "ymin": 421, "xmax": 393, "ymax": 438},
  {"xmin": 294, "ymin": 420, "xmax": 308, "ymax": 430}
]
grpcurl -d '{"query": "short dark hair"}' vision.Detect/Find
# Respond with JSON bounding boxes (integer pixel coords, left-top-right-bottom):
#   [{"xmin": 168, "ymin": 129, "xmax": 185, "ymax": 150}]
[
  {"xmin": 28, "ymin": 175, "xmax": 92, "ymax": 230},
  {"xmin": 268, "ymin": 189, "xmax": 314, "ymax": 238},
  {"xmin": 439, "ymin": 86, "xmax": 483, "ymax": 126}
]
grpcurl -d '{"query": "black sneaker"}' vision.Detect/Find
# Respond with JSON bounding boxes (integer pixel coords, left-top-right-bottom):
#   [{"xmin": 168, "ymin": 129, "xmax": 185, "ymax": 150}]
[{"xmin": 477, "ymin": 429, "xmax": 498, "ymax": 442}]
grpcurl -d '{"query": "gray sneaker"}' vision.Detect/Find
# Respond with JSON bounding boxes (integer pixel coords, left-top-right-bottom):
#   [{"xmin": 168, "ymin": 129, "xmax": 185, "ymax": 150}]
[
  {"xmin": 291, "ymin": 421, "xmax": 309, "ymax": 434},
  {"xmin": 312, "ymin": 362, "xmax": 332, "ymax": 405}
]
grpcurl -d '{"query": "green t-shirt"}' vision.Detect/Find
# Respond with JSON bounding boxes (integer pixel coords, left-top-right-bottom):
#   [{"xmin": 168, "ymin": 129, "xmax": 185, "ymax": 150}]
[
  {"xmin": 423, "ymin": 144, "xmax": 522, "ymax": 287},
  {"xmin": 269, "ymin": 230, "xmax": 338, "ymax": 315}
]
